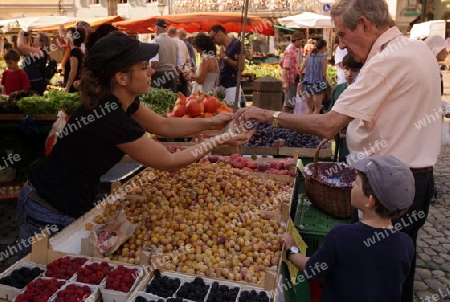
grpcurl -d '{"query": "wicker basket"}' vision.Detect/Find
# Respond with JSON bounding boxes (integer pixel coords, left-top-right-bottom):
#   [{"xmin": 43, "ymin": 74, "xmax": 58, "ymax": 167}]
[{"xmin": 303, "ymin": 139, "xmax": 355, "ymax": 218}]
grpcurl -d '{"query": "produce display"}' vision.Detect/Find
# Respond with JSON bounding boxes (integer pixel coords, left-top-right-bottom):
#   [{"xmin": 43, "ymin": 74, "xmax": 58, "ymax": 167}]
[
  {"xmin": 146, "ymin": 270, "xmax": 181, "ymax": 298},
  {"xmin": 17, "ymin": 89, "xmax": 80, "ymax": 115},
  {"xmin": 207, "ymin": 281, "xmax": 240, "ymax": 302},
  {"xmin": 199, "ymin": 154, "xmax": 296, "ymax": 176},
  {"xmin": 0, "ymin": 266, "xmax": 43, "ymax": 289},
  {"xmin": 44, "ymin": 256, "xmax": 88, "ymax": 280},
  {"xmin": 245, "ymin": 122, "xmax": 324, "ymax": 148},
  {"xmin": 105, "ymin": 265, "xmax": 140, "ymax": 293},
  {"xmin": 76, "ymin": 261, "xmax": 113, "ymax": 285},
  {"xmin": 243, "ymin": 63, "xmax": 281, "ymax": 79},
  {"xmin": 53, "ymin": 284, "xmax": 93, "ymax": 302},
  {"xmin": 139, "ymin": 89, "xmax": 178, "ymax": 116},
  {"xmin": 239, "ymin": 290, "xmax": 270, "ymax": 302},
  {"xmin": 14, "ymin": 277, "xmax": 65, "ymax": 302},
  {"xmin": 137, "ymin": 270, "xmax": 250, "ymax": 302},
  {"xmin": 167, "ymin": 93, "xmax": 233, "ymax": 118},
  {"xmin": 175, "ymin": 277, "xmax": 209, "ymax": 301},
  {"xmin": 90, "ymin": 163, "xmax": 289, "ymax": 286}
]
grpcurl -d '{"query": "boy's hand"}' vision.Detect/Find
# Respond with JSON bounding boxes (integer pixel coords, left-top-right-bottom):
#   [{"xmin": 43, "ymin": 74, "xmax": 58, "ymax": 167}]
[{"xmin": 282, "ymin": 232, "xmax": 296, "ymax": 248}]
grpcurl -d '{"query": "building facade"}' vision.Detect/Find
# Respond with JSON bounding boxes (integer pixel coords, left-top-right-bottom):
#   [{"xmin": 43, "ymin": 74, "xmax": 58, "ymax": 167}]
[{"xmin": 0, "ymin": 0, "xmax": 74, "ymax": 19}]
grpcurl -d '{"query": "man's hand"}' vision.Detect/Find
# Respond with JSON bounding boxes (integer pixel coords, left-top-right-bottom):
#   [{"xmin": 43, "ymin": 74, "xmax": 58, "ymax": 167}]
[
  {"xmin": 282, "ymin": 232, "xmax": 296, "ymax": 248},
  {"xmin": 235, "ymin": 106, "xmax": 272, "ymax": 124}
]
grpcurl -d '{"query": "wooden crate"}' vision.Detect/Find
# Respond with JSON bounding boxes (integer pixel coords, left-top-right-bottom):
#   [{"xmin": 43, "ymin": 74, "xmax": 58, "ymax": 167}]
[
  {"xmin": 238, "ymin": 146, "xmax": 279, "ymax": 156},
  {"xmin": 278, "ymin": 142, "xmax": 333, "ymax": 159}
]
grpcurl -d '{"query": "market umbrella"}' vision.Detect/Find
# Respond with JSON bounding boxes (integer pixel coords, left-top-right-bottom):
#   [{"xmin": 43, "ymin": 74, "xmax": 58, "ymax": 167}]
[
  {"xmin": 29, "ymin": 16, "xmax": 124, "ymax": 32},
  {"xmin": 113, "ymin": 12, "xmax": 274, "ymax": 36},
  {"xmin": 278, "ymin": 12, "xmax": 334, "ymax": 29}
]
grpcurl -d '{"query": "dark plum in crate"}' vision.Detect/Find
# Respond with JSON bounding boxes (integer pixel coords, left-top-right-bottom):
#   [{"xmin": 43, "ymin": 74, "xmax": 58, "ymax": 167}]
[
  {"xmin": 206, "ymin": 281, "xmax": 239, "ymax": 302},
  {"xmin": 145, "ymin": 269, "xmax": 181, "ymax": 298},
  {"xmin": 239, "ymin": 289, "xmax": 270, "ymax": 302},
  {"xmin": 176, "ymin": 277, "xmax": 210, "ymax": 302},
  {"xmin": 245, "ymin": 122, "xmax": 324, "ymax": 148},
  {"xmin": 0, "ymin": 267, "xmax": 43, "ymax": 289}
]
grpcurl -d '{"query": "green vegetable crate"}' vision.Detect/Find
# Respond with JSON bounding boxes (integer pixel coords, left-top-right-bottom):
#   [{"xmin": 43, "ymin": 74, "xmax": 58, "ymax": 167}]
[{"xmin": 294, "ymin": 194, "xmax": 351, "ymax": 256}]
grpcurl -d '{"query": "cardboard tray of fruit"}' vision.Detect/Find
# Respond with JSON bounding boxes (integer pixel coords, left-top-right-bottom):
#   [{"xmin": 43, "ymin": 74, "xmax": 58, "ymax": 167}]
[
  {"xmin": 0, "ymin": 260, "xmax": 45, "ymax": 301},
  {"xmin": 129, "ymin": 269, "xmax": 274, "ymax": 302},
  {"xmin": 49, "ymin": 281, "xmax": 100, "ymax": 302}
]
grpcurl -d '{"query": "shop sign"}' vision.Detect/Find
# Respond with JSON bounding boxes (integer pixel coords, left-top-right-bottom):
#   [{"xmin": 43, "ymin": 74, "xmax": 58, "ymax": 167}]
[{"xmin": 323, "ymin": 3, "xmax": 332, "ymax": 12}]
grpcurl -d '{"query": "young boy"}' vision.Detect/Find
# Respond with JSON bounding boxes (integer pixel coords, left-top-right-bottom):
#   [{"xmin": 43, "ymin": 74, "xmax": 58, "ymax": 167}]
[
  {"xmin": 328, "ymin": 54, "xmax": 363, "ymax": 162},
  {"xmin": 1, "ymin": 49, "xmax": 30, "ymax": 95},
  {"xmin": 283, "ymin": 155, "xmax": 415, "ymax": 301}
]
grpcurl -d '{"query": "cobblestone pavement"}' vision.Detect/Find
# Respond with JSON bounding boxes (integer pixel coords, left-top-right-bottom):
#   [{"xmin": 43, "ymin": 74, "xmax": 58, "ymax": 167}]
[{"xmin": 413, "ymin": 71, "xmax": 450, "ymax": 302}]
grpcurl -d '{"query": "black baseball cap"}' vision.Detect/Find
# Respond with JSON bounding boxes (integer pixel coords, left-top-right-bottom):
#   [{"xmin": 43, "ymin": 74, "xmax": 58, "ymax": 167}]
[
  {"xmin": 155, "ymin": 19, "xmax": 168, "ymax": 28},
  {"xmin": 84, "ymin": 32, "xmax": 159, "ymax": 76}
]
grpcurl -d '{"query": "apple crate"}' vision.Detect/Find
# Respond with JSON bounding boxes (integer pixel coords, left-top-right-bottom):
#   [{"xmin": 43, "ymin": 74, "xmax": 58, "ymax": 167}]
[
  {"xmin": 0, "ymin": 260, "xmax": 45, "ymax": 301},
  {"xmin": 100, "ymin": 265, "xmax": 144, "ymax": 302},
  {"xmin": 49, "ymin": 281, "xmax": 100, "ymax": 302}
]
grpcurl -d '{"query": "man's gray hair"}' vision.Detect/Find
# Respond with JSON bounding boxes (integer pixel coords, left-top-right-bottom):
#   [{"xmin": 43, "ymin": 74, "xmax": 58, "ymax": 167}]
[
  {"xmin": 330, "ymin": 0, "xmax": 392, "ymax": 30},
  {"xmin": 167, "ymin": 27, "xmax": 177, "ymax": 35},
  {"xmin": 177, "ymin": 28, "xmax": 187, "ymax": 37}
]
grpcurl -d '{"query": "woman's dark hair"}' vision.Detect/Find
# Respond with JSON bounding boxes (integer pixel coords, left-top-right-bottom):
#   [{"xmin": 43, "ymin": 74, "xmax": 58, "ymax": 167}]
[
  {"xmin": 193, "ymin": 33, "xmax": 216, "ymax": 56},
  {"xmin": 68, "ymin": 27, "xmax": 86, "ymax": 47},
  {"xmin": 3, "ymin": 49, "xmax": 20, "ymax": 62},
  {"xmin": 86, "ymin": 23, "xmax": 119, "ymax": 51},
  {"xmin": 312, "ymin": 39, "xmax": 327, "ymax": 54},
  {"xmin": 79, "ymin": 63, "xmax": 132, "ymax": 109},
  {"xmin": 358, "ymin": 172, "xmax": 408, "ymax": 219},
  {"xmin": 342, "ymin": 53, "xmax": 364, "ymax": 69}
]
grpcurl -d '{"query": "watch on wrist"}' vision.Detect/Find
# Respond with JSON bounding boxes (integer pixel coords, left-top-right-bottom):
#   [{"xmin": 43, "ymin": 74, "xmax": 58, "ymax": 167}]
[
  {"xmin": 286, "ymin": 246, "xmax": 299, "ymax": 260},
  {"xmin": 272, "ymin": 111, "xmax": 282, "ymax": 128}
]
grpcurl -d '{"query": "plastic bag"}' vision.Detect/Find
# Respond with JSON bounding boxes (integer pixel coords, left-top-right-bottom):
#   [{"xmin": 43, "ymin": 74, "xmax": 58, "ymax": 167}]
[
  {"xmin": 45, "ymin": 110, "xmax": 69, "ymax": 155},
  {"xmin": 293, "ymin": 95, "xmax": 307, "ymax": 114}
]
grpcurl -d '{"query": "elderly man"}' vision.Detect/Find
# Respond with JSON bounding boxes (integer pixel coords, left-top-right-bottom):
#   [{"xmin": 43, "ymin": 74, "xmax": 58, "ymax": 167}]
[
  {"xmin": 168, "ymin": 27, "xmax": 190, "ymax": 96},
  {"xmin": 236, "ymin": 0, "xmax": 441, "ymax": 301},
  {"xmin": 150, "ymin": 20, "xmax": 180, "ymax": 92},
  {"xmin": 177, "ymin": 28, "xmax": 196, "ymax": 67}
]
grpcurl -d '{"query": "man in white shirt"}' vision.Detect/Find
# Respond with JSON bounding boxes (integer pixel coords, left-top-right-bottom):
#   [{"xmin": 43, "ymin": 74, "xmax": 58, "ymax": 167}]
[
  {"xmin": 334, "ymin": 42, "xmax": 348, "ymax": 85},
  {"xmin": 168, "ymin": 27, "xmax": 190, "ymax": 96}
]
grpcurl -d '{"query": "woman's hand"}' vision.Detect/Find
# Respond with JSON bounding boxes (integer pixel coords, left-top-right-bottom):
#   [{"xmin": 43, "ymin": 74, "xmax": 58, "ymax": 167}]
[
  {"xmin": 217, "ymin": 129, "xmax": 254, "ymax": 146},
  {"xmin": 234, "ymin": 106, "xmax": 272, "ymax": 123},
  {"xmin": 207, "ymin": 113, "xmax": 233, "ymax": 130}
]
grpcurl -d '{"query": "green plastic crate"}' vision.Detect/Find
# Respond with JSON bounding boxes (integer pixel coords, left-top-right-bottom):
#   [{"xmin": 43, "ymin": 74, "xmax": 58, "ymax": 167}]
[{"xmin": 294, "ymin": 194, "xmax": 351, "ymax": 256}]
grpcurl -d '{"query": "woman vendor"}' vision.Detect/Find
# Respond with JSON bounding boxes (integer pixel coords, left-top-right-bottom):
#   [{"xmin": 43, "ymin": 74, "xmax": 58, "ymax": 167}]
[{"xmin": 17, "ymin": 32, "xmax": 252, "ymax": 258}]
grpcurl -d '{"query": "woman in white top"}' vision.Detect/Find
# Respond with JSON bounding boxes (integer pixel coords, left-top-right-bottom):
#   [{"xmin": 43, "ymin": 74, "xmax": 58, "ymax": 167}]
[{"xmin": 186, "ymin": 34, "xmax": 219, "ymax": 94}]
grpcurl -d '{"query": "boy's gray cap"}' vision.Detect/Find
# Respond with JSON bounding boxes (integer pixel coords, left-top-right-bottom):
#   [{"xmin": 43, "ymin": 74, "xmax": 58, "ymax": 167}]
[{"xmin": 350, "ymin": 155, "xmax": 415, "ymax": 212}]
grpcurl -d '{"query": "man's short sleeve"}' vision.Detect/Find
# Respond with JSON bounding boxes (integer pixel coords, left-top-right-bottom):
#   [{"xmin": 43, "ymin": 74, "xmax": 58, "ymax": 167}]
[{"xmin": 332, "ymin": 67, "xmax": 389, "ymax": 122}]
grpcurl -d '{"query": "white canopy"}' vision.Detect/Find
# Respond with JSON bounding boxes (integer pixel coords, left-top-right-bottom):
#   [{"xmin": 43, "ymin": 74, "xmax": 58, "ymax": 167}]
[
  {"xmin": 278, "ymin": 12, "xmax": 334, "ymax": 28},
  {"xmin": 0, "ymin": 16, "xmax": 78, "ymax": 33}
]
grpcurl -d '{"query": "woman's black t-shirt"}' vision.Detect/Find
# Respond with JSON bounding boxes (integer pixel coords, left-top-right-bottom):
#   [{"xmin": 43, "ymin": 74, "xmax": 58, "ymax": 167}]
[
  {"xmin": 64, "ymin": 47, "xmax": 84, "ymax": 93},
  {"xmin": 29, "ymin": 95, "xmax": 145, "ymax": 218}
]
